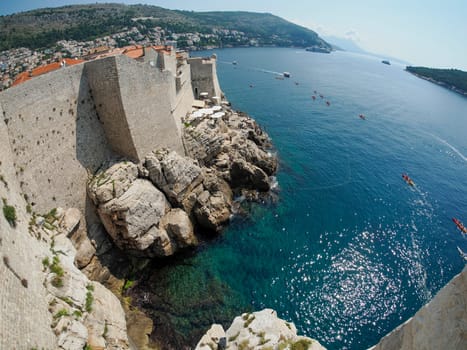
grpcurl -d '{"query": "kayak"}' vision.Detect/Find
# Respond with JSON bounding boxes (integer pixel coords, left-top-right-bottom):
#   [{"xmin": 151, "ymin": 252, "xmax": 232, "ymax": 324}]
[
  {"xmin": 453, "ymin": 218, "xmax": 467, "ymax": 233},
  {"xmin": 402, "ymin": 173, "xmax": 415, "ymax": 186}
]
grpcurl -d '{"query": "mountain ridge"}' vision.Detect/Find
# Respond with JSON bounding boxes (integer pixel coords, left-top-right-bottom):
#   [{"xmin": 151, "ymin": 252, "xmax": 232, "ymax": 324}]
[{"xmin": 0, "ymin": 3, "xmax": 331, "ymax": 51}]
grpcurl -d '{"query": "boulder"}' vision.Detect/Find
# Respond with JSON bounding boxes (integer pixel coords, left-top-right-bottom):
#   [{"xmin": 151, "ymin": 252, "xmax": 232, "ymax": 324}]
[
  {"xmin": 194, "ymin": 190, "xmax": 231, "ymax": 232},
  {"xmin": 160, "ymin": 208, "xmax": 197, "ymax": 248},
  {"xmin": 97, "ymin": 179, "xmax": 169, "ymax": 256},
  {"xmin": 231, "ymin": 138, "xmax": 277, "ymax": 176},
  {"xmin": 88, "ymin": 162, "xmax": 138, "ymax": 204},
  {"xmin": 64, "ymin": 209, "xmax": 96, "ymax": 269},
  {"xmin": 145, "ymin": 149, "xmax": 204, "ymax": 207},
  {"xmin": 230, "ymin": 158, "xmax": 270, "ymax": 192}
]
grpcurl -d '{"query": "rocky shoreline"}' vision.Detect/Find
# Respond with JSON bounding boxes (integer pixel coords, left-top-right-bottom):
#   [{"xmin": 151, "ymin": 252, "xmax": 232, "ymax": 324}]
[
  {"xmin": 81, "ymin": 101, "xmax": 280, "ymax": 348},
  {"xmin": 86, "ymin": 103, "xmax": 278, "ymax": 259}
]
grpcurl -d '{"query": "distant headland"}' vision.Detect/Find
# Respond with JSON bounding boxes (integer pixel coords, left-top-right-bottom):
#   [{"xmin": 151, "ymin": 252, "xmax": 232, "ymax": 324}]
[{"xmin": 406, "ymin": 66, "xmax": 467, "ymax": 97}]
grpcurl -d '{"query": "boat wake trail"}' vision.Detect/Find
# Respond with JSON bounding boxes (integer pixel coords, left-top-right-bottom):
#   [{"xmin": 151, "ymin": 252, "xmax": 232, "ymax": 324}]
[
  {"xmin": 252, "ymin": 67, "xmax": 283, "ymax": 76},
  {"xmin": 427, "ymin": 133, "xmax": 467, "ymax": 164}
]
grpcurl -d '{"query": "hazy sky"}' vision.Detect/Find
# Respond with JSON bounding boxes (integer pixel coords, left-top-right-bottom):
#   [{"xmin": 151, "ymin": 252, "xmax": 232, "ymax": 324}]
[{"xmin": 1, "ymin": 0, "xmax": 466, "ymax": 70}]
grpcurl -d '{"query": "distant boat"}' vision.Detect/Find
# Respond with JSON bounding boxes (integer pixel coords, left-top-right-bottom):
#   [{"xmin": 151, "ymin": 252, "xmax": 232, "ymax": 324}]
[
  {"xmin": 382, "ymin": 60, "xmax": 391, "ymax": 65},
  {"xmin": 306, "ymin": 46, "xmax": 331, "ymax": 54},
  {"xmin": 359, "ymin": 114, "xmax": 366, "ymax": 120},
  {"xmin": 326, "ymin": 101, "xmax": 330, "ymax": 106},
  {"xmin": 283, "ymin": 72, "xmax": 290, "ymax": 78},
  {"xmin": 232, "ymin": 61, "xmax": 237, "ymax": 65},
  {"xmin": 453, "ymin": 218, "xmax": 467, "ymax": 234}
]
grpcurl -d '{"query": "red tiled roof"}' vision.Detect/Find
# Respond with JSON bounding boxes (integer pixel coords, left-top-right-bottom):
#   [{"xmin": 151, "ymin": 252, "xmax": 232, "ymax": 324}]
[
  {"xmin": 123, "ymin": 47, "xmax": 144, "ymax": 59},
  {"xmin": 12, "ymin": 58, "xmax": 84, "ymax": 86}
]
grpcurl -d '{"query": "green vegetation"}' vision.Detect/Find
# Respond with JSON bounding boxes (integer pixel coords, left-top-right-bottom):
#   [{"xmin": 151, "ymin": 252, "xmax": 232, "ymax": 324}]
[
  {"xmin": 122, "ymin": 279, "xmax": 134, "ymax": 292},
  {"xmin": 85, "ymin": 284, "xmax": 94, "ymax": 312},
  {"xmin": 54, "ymin": 309, "xmax": 69, "ymax": 319},
  {"xmin": 406, "ymin": 66, "xmax": 467, "ymax": 95},
  {"xmin": 42, "ymin": 256, "xmax": 50, "ymax": 268},
  {"xmin": 45, "ymin": 253, "xmax": 65, "ymax": 288},
  {"xmin": 0, "ymin": 3, "xmax": 330, "ymax": 51},
  {"xmin": 277, "ymin": 339, "xmax": 312, "ymax": 350},
  {"xmin": 2, "ymin": 198, "xmax": 17, "ymax": 227},
  {"xmin": 102, "ymin": 321, "xmax": 108, "ymax": 338},
  {"xmin": 238, "ymin": 339, "xmax": 250, "ymax": 350},
  {"xmin": 243, "ymin": 313, "xmax": 255, "ymax": 328}
]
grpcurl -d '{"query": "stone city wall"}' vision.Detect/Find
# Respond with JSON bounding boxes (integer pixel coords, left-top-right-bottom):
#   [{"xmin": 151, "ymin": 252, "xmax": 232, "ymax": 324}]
[
  {"xmin": 0, "ymin": 63, "xmax": 114, "ymax": 214},
  {"xmin": 370, "ymin": 266, "xmax": 467, "ymax": 350},
  {"xmin": 188, "ymin": 56, "xmax": 223, "ymax": 100},
  {"xmin": 0, "ymin": 117, "xmax": 57, "ymax": 350}
]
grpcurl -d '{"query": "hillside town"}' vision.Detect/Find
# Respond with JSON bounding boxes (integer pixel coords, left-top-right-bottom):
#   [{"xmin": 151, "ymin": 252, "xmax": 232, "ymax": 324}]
[{"xmin": 0, "ymin": 25, "xmax": 251, "ymax": 90}]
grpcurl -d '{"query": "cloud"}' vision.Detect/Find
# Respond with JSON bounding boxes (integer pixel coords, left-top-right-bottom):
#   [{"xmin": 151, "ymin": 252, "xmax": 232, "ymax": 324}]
[{"xmin": 344, "ymin": 30, "xmax": 360, "ymax": 42}]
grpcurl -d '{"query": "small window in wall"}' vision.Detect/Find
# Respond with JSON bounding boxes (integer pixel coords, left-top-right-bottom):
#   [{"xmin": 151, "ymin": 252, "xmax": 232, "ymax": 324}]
[{"xmin": 194, "ymin": 87, "xmax": 198, "ymax": 98}]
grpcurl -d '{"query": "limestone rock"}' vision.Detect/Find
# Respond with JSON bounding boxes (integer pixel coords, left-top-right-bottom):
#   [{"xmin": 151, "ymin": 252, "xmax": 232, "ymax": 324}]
[
  {"xmin": 44, "ymin": 230, "xmax": 129, "ymax": 350},
  {"xmin": 56, "ymin": 318, "xmax": 88, "ymax": 350},
  {"xmin": 160, "ymin": 208, "xmax": 197, "ymax": 248},
  {"xmin": 196, "ymin": 309, "xmax": 326, "ymax": 350},
  {"xmin": 84, "ymin": 282, "xmax": 129, "ymax": 350},
  {"xmin": 60, "ymin": 208, "xmax": 82, "ymax": 235},
  {"xmin": 195, "ymin": 324, "xmax": 226, "ymax": 350},
  {"xmin": 88, "ymin": 162, "xmax": 138, "ymax": 204},
  {"xmin": 194, "ymin": 190, "xmax": 231, "ymax": 232},
  {"xmin": 97, "ymin": 179, "xmax": 169, "ymax": 256},
  {"xmin": 149, "ymin": 227, "xmax": 176, "ymax": 257},
  {"xmin": 232, "ymin": 139, "xmax": 277, "ymax": 176},
  {"xmin": 64, "ymin": 209, "xmax": 96, "ymax": 269},
  {"xmin": 145, "ymin": 149, "xmax": 204, "ymax": 207},
  {"xmin": 230, "ymin": 158, "xmax": 270, "ymax": 192}
]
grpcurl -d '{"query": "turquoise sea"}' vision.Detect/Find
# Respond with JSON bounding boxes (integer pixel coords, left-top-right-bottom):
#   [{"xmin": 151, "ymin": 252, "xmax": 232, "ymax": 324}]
[{"xmin": 135, "ymin": 48, "xmax": 467, "ymax": 349}]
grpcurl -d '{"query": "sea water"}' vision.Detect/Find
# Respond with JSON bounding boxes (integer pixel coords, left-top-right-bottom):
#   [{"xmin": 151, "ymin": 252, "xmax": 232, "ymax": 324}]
[{"xmin": 136, "ymin": 48, "xmax": 467, "ymax": 349}]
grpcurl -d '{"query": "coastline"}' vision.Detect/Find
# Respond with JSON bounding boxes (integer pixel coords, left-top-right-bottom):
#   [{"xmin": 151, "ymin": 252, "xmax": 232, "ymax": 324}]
[{"xmin": 406, "ymin": 70, "xmax": 467, "ymax": 98}]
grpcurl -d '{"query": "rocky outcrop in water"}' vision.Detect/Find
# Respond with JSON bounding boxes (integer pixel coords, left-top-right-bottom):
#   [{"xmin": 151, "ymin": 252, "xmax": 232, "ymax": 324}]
[
  {"xmin": 195, "ymin": 309, "xmax": 326, "ymax": 350},
  {"xmin": 87, "ymin": 105, "xmax": 278, "ymax": 258}
]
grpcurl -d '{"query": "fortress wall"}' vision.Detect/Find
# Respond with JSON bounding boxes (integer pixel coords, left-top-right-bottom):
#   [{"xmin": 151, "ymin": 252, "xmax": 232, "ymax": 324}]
[
  {"xmin": 210, "ymin": 56, "xmax": 223, "ymax": 100},
  {"xmin": 85, "ymin": 56, "xmax": 139, "ymax": 161},
  {"xmin": 370, "ymin": 266, "xmax": 467, "ymax": 350},
  {"xmin": 0, "ymin": 64, "xmax": 114, "ymax": 214},
  {"xmin": 188, "ymin": 57, "xmax": 223, "ymax": 100},
  {"xmin": 114, "ymin": 55, "xmax": 184, "ymax": 158},
  {"xmin": 0, "ymin": 117, "xmax": 57, "ymax": 350},
  {"xmin": 172, "ymin": 61, "xmax": 195, "ymax": 133}
]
